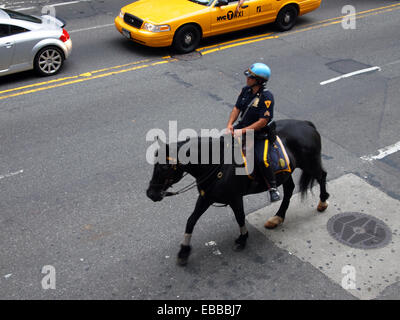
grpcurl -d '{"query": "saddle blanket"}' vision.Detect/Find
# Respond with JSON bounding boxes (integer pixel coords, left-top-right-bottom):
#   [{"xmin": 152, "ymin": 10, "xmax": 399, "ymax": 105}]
[
  {"xmin": 240, "ymin": 135, "xmax": 292, "ymax": 178},
  {"xmin": 265, "ymin": 136, "xmax": 292, "ymax": 174}
]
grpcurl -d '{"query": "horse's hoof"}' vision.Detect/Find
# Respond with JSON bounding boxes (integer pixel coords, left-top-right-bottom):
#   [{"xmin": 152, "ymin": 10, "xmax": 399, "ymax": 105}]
[
  {"xmin": 233, "ymin": 233, "xmax": 248, "ymax": 251},
  {"xmin": 177, "ymin": 244, "xmax": 191, "ymax": 266},
  {"xmin": 264, "ymin": 216, "xmax": 283, "ymax": 229},
  {"xmin": 177, "ymin": 257, "xmax": 188, "ymax": 266},
  {"xmin": 233, "ymin": 242, "xmax": 246, "ymax": 252},
  {"xmin": 317, "ymin": 200, "xmax": 329, "ymax": 212}
]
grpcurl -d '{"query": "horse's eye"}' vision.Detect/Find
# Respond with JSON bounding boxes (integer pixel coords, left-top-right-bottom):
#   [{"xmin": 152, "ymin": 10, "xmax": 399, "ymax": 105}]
[{"xmin": 160, "ymin": 166, "xmax": 170, "ymax": 173}]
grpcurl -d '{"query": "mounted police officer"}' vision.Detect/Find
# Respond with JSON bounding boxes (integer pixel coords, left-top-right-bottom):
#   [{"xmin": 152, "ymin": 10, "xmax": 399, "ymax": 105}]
[{"xmin": 226, "ymin": 62, "xmax": 280, "ymax": 202}]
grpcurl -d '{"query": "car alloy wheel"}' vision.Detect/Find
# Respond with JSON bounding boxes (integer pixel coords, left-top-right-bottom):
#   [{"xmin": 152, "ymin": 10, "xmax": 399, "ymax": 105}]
[
  {"xmin": 173, "ymin": 24, "xmax": 201, "ymax": 54},
  {"xmin": 276, "ymin": 5, "xmax": 298, "ymax": 31},
  {"xmin": 184, "ymin": 33, "xmax": 193, "ymax": 46},
  {"xmin": 35, "ymin": 47, "xmax": 64, "ymax": 76}
]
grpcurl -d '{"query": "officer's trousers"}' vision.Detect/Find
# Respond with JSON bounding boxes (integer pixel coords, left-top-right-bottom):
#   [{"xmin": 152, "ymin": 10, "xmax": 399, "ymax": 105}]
[{"xmin": 254, "ymin": 137, "xmax": 277, "ymax": 189}]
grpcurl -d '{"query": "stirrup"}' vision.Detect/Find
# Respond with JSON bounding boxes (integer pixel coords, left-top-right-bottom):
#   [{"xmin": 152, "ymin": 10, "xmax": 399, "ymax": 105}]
[{"xmin": 269, "ymin": 188, "xmax": 280, "ymax": 202}]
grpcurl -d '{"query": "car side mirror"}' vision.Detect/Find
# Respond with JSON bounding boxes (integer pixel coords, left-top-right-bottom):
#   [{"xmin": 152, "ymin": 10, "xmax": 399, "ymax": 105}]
[{"xmin": 216, "ymin": 0, "xmax": 229, "ymax": 7}]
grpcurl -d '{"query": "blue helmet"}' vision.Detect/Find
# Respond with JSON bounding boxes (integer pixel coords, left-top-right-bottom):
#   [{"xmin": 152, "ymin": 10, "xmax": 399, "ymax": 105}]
[{"xmin": 244, "ymin": 63, "xmax": 271, "ymax": 83}]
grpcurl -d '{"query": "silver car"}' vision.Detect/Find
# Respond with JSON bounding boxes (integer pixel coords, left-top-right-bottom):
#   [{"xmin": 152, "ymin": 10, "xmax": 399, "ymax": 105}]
[{"xmin": 0, "ymin": 9, "xmax": 72, "ymax": 77}]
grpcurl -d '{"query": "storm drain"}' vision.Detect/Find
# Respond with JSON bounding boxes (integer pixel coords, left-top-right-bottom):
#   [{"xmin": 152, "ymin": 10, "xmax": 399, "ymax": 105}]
[
  {"xmin": 327, "ymin": 212, "xmax": 392, "ymax": 249},
  {"xmin": 326, "ymin": 59, "xmax": 373, "ymax": 74},
  {"xmin": 171, "ymin": 51, "xmax": 202, "ymax": 61}
]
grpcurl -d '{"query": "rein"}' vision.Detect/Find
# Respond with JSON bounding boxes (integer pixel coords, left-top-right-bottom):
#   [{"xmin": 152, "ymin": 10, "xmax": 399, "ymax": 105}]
[
  {"xmin": 164, "ymin": 165, "xmax": 227, "ymax": 208},
  {"xmin": 164, "ymin": 164, "xmax": 228, "ymax": 207},
  {"xmin": 164, "ymin": 164, "xmax": 222, "ymax": 197}
]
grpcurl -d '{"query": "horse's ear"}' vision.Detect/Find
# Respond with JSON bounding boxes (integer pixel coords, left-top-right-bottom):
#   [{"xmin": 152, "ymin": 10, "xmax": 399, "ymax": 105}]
[
  {"xmin": 155, "ymin": 136, "xmax": 169, "ymax": 164},
  {"xmin": 164, "ymin": 140, "xmax": 170, "ymax": 156},
  {"xmin": 153, "ymin": 135, "xmax": 160, "ymax": 159},
  {"xmin": 155, "ymin": 135, "xmax": 163, "ymax": 148}
]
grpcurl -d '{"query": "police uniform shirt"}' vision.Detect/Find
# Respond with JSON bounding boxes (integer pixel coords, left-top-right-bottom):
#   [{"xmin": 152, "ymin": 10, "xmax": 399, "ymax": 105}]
[{"xmin": 234, "ymin": 86, "xmax": 274, "ymax": 133}]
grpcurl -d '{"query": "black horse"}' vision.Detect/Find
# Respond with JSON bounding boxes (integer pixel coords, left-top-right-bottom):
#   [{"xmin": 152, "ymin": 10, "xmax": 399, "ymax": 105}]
[{"xmin": 146, "ymin": 119, "xmax": 330, "ymax": 266}]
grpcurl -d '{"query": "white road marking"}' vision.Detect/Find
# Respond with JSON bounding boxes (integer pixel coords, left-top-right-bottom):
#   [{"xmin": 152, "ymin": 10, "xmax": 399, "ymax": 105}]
[
  {"xmin": 14, "ymin": 7, "xmax": 36, "ymax": 11},
  {"xmin": 381, "ymin": 59, "xmax": 400, "ymax": 67},
  {"xmin": 320, "ymin": 66, "xmax": 381, "ymax": 85},
  {"xmin": 321, "ymin": 58, "xmax": 400, "ymax": 86},
  {"xmin": 0, "ymin": 169, "xmax": 24, "ymax": 180},
  {"xmin": 3, "ymin": 0, "xmax": 114, "ymax": 34},
  {"xmin": 51, "ymin": 1, "xmax": 83, "ymax": 7},
  {"xmin": 361, "ymin": 141, "xmax": 400, "ymax": 161},
  {"xmin": 247, "ymin": 174, "xmax": 400, "ymax": 300},
  {"xmin": 69, "ymin": 23, "xmax": 115, "ymax": 33},
  {"xmin": 4, "ymin": 0, "xmax": 91, "ymax": 11}
]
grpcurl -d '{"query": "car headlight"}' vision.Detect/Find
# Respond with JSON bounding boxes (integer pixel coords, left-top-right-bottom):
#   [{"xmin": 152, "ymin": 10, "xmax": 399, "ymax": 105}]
[
  {"xmin": 143, "ymin": 22, "xmax": 171, "ymax": 32},
  {"xmin": 119, "ymin": 11, "xmax": 124, "ymax": 19}
]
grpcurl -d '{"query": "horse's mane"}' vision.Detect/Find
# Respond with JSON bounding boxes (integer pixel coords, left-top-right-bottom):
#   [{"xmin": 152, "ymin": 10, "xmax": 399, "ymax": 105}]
[
  {"xmin": 173, "ymin": 136, "xmax": 241, "ymax": 166},
  {"xmin": 176, "ymin": 136, "xmax": 221, "ymax": 149}
]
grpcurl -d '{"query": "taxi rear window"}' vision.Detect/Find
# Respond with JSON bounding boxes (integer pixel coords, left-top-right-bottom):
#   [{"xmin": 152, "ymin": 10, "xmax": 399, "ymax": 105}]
[{"xmin": 3, "ymin": 9, "xmax": 42, "ymax": 24}]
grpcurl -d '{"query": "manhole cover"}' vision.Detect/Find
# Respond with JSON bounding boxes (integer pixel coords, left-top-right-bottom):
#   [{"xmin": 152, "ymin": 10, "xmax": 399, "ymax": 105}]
[
  {"xmin": 327, "ymin": 212, "xmax": 392, "ymax": 249},
  {"xmin": 171, "ymin": 51, "xmax": 202, "ymax": 61},
  {"xmin": 326, "ymin": 59, "xmax": 372, "ymax": 74}
]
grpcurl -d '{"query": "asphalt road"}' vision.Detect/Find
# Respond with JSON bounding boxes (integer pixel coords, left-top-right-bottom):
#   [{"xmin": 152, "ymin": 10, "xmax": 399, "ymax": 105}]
[{"xmin": 0, "ymin": 0, "xmax": 400, "ymax": 300}]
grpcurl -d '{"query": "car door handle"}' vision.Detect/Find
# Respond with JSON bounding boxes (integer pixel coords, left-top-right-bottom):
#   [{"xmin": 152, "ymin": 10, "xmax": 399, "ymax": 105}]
[
  {"xmin": 5, "ymin": 42, "xmax": 13, "ymax": 48},
  {"xmin": 241, "ymin": 5, "xmax": 248, "ymax": 8}
]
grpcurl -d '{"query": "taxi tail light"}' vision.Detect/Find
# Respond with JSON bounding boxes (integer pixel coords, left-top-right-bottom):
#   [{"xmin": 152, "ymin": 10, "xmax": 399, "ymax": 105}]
[{"xmin": 60, "ymin": 29, "xmax": 70, "ymax": 42}]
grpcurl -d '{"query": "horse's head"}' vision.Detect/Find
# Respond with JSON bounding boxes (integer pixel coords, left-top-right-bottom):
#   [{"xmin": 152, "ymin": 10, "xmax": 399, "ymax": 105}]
[{"xmin": 146, "ymin": 141, "xmax": 185, "ymax": 202}]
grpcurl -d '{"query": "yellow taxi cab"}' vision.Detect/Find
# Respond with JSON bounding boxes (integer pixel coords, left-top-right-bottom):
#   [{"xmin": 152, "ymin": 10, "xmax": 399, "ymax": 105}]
[{"xmin": 115, "ymin": 0, "xmax": 321, "ymax": 53}]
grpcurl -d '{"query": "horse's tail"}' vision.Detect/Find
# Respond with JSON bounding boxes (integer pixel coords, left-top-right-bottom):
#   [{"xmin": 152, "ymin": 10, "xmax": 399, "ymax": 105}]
[{"xmin": 299, "ymin": 170, "xmax": 316, "ymax": 198}]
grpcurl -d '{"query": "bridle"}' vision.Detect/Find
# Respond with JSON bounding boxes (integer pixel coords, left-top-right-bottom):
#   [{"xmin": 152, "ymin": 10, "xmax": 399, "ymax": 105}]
[
  {"xmin": 165, "ymin": 164, "xmax": 223, "ymax": 197},
  {"xmin": 149, "ymin": 162, "xmax": 222, "ymax": 198}
]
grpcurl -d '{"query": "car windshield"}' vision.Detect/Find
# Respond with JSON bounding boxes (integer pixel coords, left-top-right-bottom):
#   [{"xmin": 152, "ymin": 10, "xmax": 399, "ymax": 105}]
[
  {"xmin": 188, "ymin": 0, "xmax": 214, "ymax": 6},
  {"xmin": 3, "ymin": 9, "xmax": 42, "ymax": 24}
]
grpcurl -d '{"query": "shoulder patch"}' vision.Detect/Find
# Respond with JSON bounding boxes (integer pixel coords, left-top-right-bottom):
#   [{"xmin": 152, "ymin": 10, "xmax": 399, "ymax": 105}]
[{"xmin": 265, "ymin": 100, "xmax": 272, "ymax": 108}]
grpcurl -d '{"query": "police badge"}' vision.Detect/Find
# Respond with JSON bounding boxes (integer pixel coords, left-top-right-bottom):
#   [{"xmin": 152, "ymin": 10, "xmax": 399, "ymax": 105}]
[{"xmin": 251, "ymin": 97, "xmax": 259, "ymax": 107}]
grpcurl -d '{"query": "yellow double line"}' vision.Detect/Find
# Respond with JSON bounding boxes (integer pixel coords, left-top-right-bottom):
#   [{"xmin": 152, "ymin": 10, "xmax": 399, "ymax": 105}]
[
  {"xmin": 1, "ymin": 2, "xmax": 400, "ymax": 101},
  {"xmin": 0, "ymin": 57, "xmax": 175, "ymax": 101},
  {"xmin": 197, "ymin": 2, "xmax": 400, "ymax": 54}
]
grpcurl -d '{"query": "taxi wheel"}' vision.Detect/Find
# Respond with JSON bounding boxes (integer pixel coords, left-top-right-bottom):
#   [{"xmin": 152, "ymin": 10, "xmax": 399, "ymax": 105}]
[
  {"xmin": 275, "ymin": 5, "xmax": 298, "ymax": 31},
  {"xmin": 34, "ymin": 46, "xmax": 65, "ymax": 77},
  {"xmin": 173, "ymin": 24, "xmax": 201, "ymax": 54}
]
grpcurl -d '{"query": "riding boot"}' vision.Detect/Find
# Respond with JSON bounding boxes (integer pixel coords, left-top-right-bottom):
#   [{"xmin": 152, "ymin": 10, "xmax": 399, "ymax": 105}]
[
  {"xmin": 262, "ymin": 165, "xmax": 280, "ymax": 202},
  {"xmin": 267, "ymin": 121, "xmax": 277, "ymax": 144}
]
